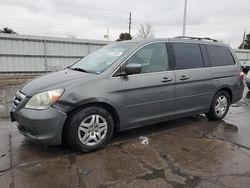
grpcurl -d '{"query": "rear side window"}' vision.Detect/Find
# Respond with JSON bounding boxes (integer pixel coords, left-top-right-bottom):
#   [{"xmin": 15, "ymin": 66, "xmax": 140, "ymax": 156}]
[
  {"xmin": 173, "ymin": 43, "xmax": 204, "ymax": 69},
  {"xmin": 206, "ymin": 45, "xmax": 235, "ymax": 67}
]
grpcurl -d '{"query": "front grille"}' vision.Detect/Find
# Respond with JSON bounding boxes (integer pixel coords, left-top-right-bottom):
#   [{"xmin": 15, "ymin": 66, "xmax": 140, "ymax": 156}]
[{"xmin": 12, "ymin": 91, "xmax": 26, "ymax": 108}]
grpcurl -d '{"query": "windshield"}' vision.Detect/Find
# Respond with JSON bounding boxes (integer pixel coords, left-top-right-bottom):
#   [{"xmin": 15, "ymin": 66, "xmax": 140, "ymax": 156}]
[{"xmin": 70, "ymin": 42, "xmax": 134, "ymax": 73}]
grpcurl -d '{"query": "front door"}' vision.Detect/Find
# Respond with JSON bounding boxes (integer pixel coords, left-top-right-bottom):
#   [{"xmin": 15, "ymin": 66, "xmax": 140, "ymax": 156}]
[{"xmin": 119, "ymin": 42, "xmax": 175, "ymax": 128}]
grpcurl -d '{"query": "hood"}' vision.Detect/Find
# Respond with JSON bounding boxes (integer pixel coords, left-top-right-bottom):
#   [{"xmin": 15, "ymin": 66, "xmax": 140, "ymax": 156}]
[{"xmin": 21, "ymin": 69, "xmax": 95, "ymax": 96}]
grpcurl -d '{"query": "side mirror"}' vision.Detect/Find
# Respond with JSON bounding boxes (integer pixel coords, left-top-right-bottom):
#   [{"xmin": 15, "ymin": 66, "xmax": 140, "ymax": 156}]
[{"xmin": 125, "ymin": 64, "xmax": 142, "ymax": 75}]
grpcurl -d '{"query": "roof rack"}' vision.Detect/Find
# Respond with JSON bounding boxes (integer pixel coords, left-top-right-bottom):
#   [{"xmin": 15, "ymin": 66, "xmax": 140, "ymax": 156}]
[{"xmin": 174, "ymin": 36, "xmax": 218, "ymax": 42}]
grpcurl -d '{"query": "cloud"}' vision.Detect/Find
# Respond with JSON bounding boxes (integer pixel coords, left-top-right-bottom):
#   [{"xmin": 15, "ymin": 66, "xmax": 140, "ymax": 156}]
[{"xmin": 0, "ymin": 0, "xmax": 249, "ymax": 47}]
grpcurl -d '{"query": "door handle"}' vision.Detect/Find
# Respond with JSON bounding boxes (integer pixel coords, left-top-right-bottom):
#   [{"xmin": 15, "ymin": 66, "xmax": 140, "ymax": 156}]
[
  {"xmin": 161, "ymin": 77, "xmax": 173, "ymax": 83},
  {"xmin": 179, "ymin": 75, "xmax": 189, "ymax": 81}
]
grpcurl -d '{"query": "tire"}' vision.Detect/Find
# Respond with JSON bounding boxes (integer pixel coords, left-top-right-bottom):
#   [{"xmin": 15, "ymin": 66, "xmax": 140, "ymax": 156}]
[
  {"xmin": 66, "ymin": 106, "xmax": 114, "ymax": 152},
  {"xmin": 205, "ymin": 91, "xmax": 230, "ymax": 121}
]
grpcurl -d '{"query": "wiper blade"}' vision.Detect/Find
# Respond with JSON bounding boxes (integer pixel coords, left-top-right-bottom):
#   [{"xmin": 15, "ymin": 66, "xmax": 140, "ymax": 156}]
[
  {"xmin": 71, "ymin": 67, "xmax": 88, "ymax": 72},
  {"xmin": 69, "ymin": 67, "xmax": 97, "ymax": 74}
]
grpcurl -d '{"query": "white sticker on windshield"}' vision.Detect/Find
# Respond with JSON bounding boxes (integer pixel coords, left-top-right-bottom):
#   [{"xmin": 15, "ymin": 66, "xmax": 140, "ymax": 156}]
[{"xmin": 108, "ymin": 50, "xmax": 123, "ymax": 57}]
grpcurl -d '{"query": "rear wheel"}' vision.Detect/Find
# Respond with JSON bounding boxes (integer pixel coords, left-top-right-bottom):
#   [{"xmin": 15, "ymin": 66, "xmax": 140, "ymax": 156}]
[
  {"xmin": 66, "ymin": 106, "xmax": 114, "ymax": 152},
  {"xmin": 206, "ymin": 91, "xmax": 230, "ymax": 120}
]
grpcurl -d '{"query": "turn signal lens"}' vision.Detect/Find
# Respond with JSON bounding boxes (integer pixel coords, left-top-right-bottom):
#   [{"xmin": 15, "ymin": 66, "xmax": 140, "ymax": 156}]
[{"xmin": 240, "ymin": 71, "xmax": 244, "ymax": 81}]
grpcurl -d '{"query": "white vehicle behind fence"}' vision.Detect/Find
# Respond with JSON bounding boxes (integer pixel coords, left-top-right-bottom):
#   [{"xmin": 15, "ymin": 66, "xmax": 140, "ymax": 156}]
[
  {"xmin": 241, "ymin": 60, "xmax": 250, "ymax": 73},
  {"xmin": 234, "ymin": 49, "xmax": 250, "ymax": 73}
]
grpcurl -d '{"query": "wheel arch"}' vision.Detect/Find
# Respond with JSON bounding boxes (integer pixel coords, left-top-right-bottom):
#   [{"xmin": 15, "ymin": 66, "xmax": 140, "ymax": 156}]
[
  {"xmin": 62, "ymin": 99, "xmax": 121, "ymax": 144},
  {"xmin": 215, "ymin": 87, "xmax": 232, "ymax": 103}
]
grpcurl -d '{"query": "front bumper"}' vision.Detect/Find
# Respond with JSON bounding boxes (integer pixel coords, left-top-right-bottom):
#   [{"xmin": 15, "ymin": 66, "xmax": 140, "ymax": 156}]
[{"xmin": 12, "ymin": 107, "xmax": 67, "ymax": 145}]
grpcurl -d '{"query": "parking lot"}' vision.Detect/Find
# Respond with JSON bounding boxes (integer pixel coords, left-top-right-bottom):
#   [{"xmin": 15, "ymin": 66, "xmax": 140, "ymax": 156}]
[{"xmin": 0, "ymin": 86, "xmax": 249, "ymax": 188}]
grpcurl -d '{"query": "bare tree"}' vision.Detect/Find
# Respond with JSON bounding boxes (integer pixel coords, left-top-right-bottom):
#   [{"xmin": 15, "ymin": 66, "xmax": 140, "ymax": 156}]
[{"xmin": 137, "ymin": 23, "xmax": 154, "ymax": 39}]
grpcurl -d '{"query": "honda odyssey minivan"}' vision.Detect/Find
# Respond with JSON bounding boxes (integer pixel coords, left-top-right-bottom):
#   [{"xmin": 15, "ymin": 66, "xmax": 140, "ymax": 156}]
[{"xmin": 10, "ymin": 37, "xmax": 244, "ymax": 152}]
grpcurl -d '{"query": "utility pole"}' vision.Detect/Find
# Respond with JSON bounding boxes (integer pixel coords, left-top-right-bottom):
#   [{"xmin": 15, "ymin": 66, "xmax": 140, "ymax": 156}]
[
  {"xmin": 182, "ymin": 0, "xmax": 187, "ymax": 36},
  {"xmin": 128, "ymin": 12, "xmax": 131, "ymax": 35}
]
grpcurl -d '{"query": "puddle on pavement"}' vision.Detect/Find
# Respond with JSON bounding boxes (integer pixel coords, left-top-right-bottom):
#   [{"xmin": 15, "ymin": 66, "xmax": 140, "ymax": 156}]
[
  {"xmin": 212, "ymin": 121, "xmax": 238, "ymax": 133},
  {"xmin": 204, "ymin": 120, "xmax": 243, "ymax": 149},
  {"xmin": 138, "ymin": 168, "xmax": 165, "ymax": 180},
  {"xmin": 12, "ymin": 139, "xmax": 75, "ymax": 167},
  {"xmin": 196, "ymin": 119, "xmax": 239, "ymax": 139},
  {"xmin": 231, "ymin": 101, "xmax": 248, "ymax": 107},
  {"xmin": 112, "ymin": 113, "xmax": 241, "ymax": 148},
  {"xmin": 68, "ymin": 154, "xmax": 76, "ymax": 163},
  {"xmin": 220, "ymin": 122, "xmax": 238, "ymax": 132}
]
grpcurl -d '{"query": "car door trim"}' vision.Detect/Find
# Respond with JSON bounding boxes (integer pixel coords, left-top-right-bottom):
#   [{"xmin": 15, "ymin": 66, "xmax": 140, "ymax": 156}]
[{"xmin": 125, "ymin": 97, "xmax": 175, "ymax": 108}]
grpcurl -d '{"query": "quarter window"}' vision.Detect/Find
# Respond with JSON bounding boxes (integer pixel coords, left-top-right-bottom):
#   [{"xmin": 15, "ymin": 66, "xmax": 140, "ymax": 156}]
[
  {"xmin": 173, "ymin": 43, "xmax": 204, "ymax": 69},
  {"xmin": 206, "ymin": 45, "xmax": 235, "ymax": 66},
  {"xmin": 127, "ymin": 43, "xmax": 169, "ymax": 73}
]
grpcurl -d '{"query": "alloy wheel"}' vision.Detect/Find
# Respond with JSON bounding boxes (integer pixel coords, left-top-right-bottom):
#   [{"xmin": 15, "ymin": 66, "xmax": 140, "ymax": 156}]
[
  {"xmin": 215, "ymin": 96, "xmax": 228, "ymax": 117},
  {"xmin": 78, "ymin": 115, "xmax": 108, "ymax": 146}
]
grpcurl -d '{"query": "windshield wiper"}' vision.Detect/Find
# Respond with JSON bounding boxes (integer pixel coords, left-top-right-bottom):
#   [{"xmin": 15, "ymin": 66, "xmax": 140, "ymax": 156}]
[{"xmin": 68, "ymin": 67, "xmax": 97, "ymax": 74}]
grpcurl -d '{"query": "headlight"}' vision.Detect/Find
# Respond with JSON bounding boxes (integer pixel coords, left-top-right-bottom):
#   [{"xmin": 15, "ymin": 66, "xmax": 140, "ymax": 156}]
[{"xmin": 25, "ymin": 89, "xmax": 64, "ymax": 110}]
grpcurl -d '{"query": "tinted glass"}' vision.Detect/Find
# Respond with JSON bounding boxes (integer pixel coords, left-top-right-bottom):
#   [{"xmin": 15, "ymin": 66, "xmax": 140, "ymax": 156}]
[
  {"xmin": 200, "ymin": 45, "xmax": 210, "ymax": 67},
  {"xmin": 173, "ymin": 43, "xmax": 203, "ymax": 69},
  {"xmin": 206, "ymin": 45, "xmax": 235, "ymax": 66},
  {"xmin": 127, "ymin": 42, "xmax": 169, "ymax": 73}
]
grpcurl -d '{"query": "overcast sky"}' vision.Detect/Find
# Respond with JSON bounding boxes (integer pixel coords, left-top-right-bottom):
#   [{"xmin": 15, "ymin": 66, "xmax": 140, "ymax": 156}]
[{"xmin": 1, "ymin": 0, "xmax": 250, "ymax": 48}]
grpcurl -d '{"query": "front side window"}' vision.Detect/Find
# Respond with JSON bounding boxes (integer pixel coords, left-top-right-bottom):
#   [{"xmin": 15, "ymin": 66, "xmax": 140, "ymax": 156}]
[
  {"xmin": 70, "ymin": 42, "xmax": 134, "ymax": 73},
  {"xmin": 127, "ymin": 42, "xmax": 169, "ymax": 73},
  {"xmin": 206, "ymin": 45, "xmax": 235, "ymax": 67},
  {"xmin": 173, "ymin": 43, "xmax": 204, "ymax": 69}
]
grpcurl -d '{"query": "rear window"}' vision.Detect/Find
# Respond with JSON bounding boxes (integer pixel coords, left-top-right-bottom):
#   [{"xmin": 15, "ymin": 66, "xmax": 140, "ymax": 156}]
[
  {"xmin": 206, "ymin": 45, "xmax": 235, "ymax": 67},
  {"xmin": 173, "ymin": 43, "xmax": 204, "ymax": 69}
]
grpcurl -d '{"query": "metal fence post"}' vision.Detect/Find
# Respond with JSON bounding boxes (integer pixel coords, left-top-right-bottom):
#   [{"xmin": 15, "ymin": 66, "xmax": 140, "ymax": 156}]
[
  {"xmin": 247, "ymin": 50, "xmax": 249, "ymax": 62},
  {"xmin": 43, "ymin": 40, "xmax": 48, "ymax": 72},
  {"xmin": 87, "ymin": 42, "xmax": 90, "ymax": 55}
]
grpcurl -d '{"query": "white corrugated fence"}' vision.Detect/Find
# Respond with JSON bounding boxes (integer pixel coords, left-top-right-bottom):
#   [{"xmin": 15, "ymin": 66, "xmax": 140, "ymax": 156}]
[
  {"xmin": 234, "ymin": 49, "xmax": 250, "ymax": 66},
  {"xmin": 0, "ymin": 34, "xmax": 108, "ymax": 73}
]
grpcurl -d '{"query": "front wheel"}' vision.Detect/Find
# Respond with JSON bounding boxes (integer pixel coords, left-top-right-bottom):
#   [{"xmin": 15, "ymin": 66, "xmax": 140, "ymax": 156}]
[
  {"xmin": 66, "ymin": 106, "xmax": 114, "ymax": 152},
  {"xmin": 206, "ymin": 91, "xmax": 230, "ymax": 120}
]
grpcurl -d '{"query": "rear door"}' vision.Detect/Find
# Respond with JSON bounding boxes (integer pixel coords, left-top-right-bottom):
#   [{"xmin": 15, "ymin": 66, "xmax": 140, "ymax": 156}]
[
  {"xmin": 118, "ymin": 42, "xmax": 175, "ymax": 128},
  {"xmin": 171, "ymin": 42, "xmax": 213, "ymax": 115}
]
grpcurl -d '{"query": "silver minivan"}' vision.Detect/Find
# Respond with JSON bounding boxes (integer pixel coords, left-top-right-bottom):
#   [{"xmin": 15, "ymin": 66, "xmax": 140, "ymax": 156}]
[{"xmin": 11, "ymin": 37, "xmax": 245, "ymax": 152}]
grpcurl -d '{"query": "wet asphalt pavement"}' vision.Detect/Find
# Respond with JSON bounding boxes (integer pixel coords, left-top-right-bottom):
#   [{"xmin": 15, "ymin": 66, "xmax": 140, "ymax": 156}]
[{"xmin": 0, "ymin": 87, "xmax": 250, "ymax": 188}]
